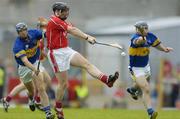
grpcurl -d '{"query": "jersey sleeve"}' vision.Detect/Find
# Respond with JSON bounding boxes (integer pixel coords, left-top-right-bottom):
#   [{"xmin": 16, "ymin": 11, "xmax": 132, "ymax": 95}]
[
  {"xmin": 13, "ymin": 41, "xmax": 26, "ymax": 58},
  {"xmin": 35, "ymin": 29, "xmax": 43, "ymax": 40},
  {"xmin": 148, "ymin": 33, "xmax": 161, "ymax": 47}
]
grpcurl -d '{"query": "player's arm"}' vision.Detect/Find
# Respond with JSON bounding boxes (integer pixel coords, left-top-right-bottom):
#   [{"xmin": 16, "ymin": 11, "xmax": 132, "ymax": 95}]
[
  {"xmin": 21, "ymin": 56, "xmax": 36, "ymax": 71},
  {"xmin": 35, "ymin": 29, "xmax": 47, "ymax": 60},
  {"xmin": 21, "ymin": 56, "xmax": 39, "ymax": 75},
  {"xmin": 39, "ymin": 39, "xmax": 47, "ymax": 61},
  {"xmin": 155, "ymin": 43, "xmax": 173, "ymax": 53},
  {"xmin": 67, "ymin": 25, "xmax": 96, "ymax": 44},
  {"xmin": 133, "ymin": 36, "xmax": 146, "ymax": 45}
]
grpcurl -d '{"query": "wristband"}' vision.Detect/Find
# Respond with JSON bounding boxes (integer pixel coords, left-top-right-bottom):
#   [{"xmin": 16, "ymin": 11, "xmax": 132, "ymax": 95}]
[{"xmin": 85, "ymin": 36, "xmax": 88, "ymax": 40}]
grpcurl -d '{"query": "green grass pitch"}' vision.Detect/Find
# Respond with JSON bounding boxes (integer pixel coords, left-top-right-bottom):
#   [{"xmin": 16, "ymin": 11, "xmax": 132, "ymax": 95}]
[{"xmin": 0, "ymin": 107, "xmax": 179, "ymax": 119}]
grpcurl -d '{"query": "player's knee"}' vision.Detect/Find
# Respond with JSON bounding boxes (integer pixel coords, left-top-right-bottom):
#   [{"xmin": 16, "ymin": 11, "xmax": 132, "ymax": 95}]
[
  {"xmin": 143, "ymin": 85, "xmax": 150, "ymax": 94},
  {"xmin": 62, "ymin": 82, "xmax": 67, "ymax": 89},
  {"xmin": 59, "ymin": 81, "xmax": 68, "ymax": 90},
  {"xmin": 83, "ymin": 61, "xmax": 92, "ymax": 69}
]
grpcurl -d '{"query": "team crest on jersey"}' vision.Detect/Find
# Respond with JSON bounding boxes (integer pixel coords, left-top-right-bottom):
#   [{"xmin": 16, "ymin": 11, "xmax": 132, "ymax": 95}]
[{"xmin": 25, "ymin": 45, "xmax": 29, "ymax": 49}]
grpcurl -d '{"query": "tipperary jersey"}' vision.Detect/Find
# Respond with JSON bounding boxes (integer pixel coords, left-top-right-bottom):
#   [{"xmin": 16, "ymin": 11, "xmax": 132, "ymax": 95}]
[
  {"xmin": 13, "ymin": 29, "xmax": 42, "ymax": 66},
  {"xmin": 129, "ymin": 32, "xmax": 161, "ymax": 67}
]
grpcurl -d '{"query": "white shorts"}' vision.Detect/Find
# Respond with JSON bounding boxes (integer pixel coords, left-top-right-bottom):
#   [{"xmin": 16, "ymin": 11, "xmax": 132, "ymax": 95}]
[
  {"xmin": 131, "ymin": 64, "xmax": 151, "ymax": 78},
  {"xmin": 18, "ymin": 61, "xmax": 39, "ymax": 84},
  {"xmin": 47, "ymin": 47, "xmax": 77, "ymax": 72}
]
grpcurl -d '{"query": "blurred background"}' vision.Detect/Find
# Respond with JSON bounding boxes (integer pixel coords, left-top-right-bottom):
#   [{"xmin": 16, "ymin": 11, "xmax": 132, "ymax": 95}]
[{"xmin": 0, "ymin": 0, "xmax": 180, "ymax": 110}]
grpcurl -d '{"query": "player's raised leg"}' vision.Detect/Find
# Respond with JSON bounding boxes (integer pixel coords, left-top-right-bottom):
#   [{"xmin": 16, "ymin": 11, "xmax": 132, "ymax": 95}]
[
  {"xmin": 70, "ymin": 52, "xmax": 119, "ymax": 87},
  {"xmin": 46, "ymin": 2, "xmax": 119, "ymax": 119}
]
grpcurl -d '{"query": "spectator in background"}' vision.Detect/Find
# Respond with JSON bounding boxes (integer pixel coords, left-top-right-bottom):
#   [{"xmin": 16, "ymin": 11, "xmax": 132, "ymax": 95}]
[
  {"xmin": 162, "ymin": 60, "xmax": 173, "ymax": 107},
  {"xmin": 170, "ymin": 63, "xmax": 179, "ymax": 107},
  {"xmin": 175, "ymin": 63, "xmax": 180, "ymax": 81},
  {"xmin": 163, "ymin": 60, "xmax": 173, "ymax": 78},
  {"xmin": 174, "ymin": 63, "xmax": 180, "ymax": 108},
  {"xmin": 0, "ymin": 58, "xmax": 5, "ymax": 99},
  {"xmin": 162, "ymin": 60, "xmax": 178, "ymax": 107}
]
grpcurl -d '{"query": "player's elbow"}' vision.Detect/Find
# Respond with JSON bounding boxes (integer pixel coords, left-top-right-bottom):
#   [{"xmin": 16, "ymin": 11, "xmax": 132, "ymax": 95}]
[
  {"xmin": 67, "ymin": 26, "xmax": 77, "ymax": 34},
  {"xmin": 21, "ymin": 56, "xmax": 28, "ymax": 64}
]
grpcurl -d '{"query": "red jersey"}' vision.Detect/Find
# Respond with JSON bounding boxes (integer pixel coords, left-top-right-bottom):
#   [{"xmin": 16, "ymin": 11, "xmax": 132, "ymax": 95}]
[{"xmin": 46, "ymin": 15, "xmax": 69, "ymax": 49}]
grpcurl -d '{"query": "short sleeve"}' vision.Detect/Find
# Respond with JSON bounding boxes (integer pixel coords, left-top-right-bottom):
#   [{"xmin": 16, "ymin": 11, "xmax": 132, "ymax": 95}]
[
  {"xmin": 35, "ymin": 29, "xmax": 42, "ymax": 40},
  {"xmin": 148, "ymin": 33, "xmax": 161, "ymax": 47}
]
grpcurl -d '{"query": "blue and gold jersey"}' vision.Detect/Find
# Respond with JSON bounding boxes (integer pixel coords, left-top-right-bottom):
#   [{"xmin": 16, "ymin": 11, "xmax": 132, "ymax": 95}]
[
  {"xmin": 13, "ymin": 29, "xmax": 42, "ymax": 66},
  {"xmin": 129, "ymin": 32, "xmax": 161, "ymax": 67}
]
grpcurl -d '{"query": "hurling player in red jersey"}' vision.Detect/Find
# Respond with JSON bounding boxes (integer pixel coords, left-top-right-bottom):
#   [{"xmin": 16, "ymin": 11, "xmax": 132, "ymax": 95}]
[{"xmin": 46, "ymin": 2, "xmax": 119, "ymax": 119}]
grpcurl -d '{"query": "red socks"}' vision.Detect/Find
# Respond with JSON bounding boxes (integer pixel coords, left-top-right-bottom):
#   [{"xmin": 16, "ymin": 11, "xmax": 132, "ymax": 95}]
[
  {"xmin": 99, "ymin": 74, "xmax": 108, "ymax": 84},
  {"xmin": 6, "ymin": 95, "xmax": 12, "ymax": 102},
  {"xmin": 35, "ymin": 95, "xmax": 41, "ymax": 103},
  {"xmin": 55, "ymin": 101, "xmax": 64, "ymax": 118},
  {"xmin": 55, "ymin": 101, "xmax": 62, "ymax": 109}
]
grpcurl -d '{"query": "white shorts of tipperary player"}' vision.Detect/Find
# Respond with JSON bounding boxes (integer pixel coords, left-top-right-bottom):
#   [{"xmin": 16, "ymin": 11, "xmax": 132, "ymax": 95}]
[
  {"xmin": 18, "ymin": 61, "xmax": 42, "ymax": 83},
  {"xmin": 131, "ymin": 63, "xmax": 151, "ymax": 78}
]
